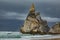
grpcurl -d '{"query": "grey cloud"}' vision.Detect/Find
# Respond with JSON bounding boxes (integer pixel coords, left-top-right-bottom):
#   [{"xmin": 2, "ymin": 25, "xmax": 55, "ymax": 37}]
[
  {"xmin": 0, "ymin": 0, "xmax": 60, "ymax": 21},
  {"xmin": 0, "ymin": 11, "xmax": 27, "ymax": 20},
  {"xmin": 42, "ymin": 17, "xmax": 60, "ymax": 22},
  {"xmin": 0, "ymin": 10, "xmax": 60, "ymax": 22}
]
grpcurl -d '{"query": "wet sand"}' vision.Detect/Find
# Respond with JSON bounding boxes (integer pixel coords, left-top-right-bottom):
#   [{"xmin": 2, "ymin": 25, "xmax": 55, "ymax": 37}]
[
  {"xmin": 47, "ymin": 38, "xmax": 60, "ymax": 40},
  {"xmin": 31, "ymin": 38, "xmax": 60, "ymax": 40}
]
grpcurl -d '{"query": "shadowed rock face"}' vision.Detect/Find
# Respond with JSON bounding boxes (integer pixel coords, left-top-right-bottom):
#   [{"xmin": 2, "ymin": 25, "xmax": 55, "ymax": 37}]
[
  {"xmin": 20, "ymin": 3, "xmax": 50, "ymax": 34},
  {"xmin": 49, "ymin": 22, "xmax": 60, "ymax": 34}
]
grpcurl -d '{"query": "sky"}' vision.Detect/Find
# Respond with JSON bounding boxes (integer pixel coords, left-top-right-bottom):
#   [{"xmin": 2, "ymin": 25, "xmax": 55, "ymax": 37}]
[{"xmin": 0, "ymin": 0, "xmax": 60, "ymax": 31}]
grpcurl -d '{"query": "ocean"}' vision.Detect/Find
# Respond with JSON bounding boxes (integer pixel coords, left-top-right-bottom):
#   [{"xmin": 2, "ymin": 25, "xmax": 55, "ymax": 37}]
[{"xmin": 0, "ymin": 31, "xmax": 60, "ymax": 40}]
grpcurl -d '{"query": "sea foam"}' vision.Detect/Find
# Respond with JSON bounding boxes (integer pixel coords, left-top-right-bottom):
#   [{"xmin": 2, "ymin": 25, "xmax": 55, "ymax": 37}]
[{"xmin": 0, "ymin": 31, "xmax": 60, "ymax": 40}]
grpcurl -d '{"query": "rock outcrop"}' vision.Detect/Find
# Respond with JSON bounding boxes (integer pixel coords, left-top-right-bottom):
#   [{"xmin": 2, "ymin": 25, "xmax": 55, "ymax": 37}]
[
  {"xmin": 20, "ymin": 3, "xmax": 50, "ymax": 34},
  {"xmin": 49, "ymin": 22, "xmax": 60, "ymax": 34}
]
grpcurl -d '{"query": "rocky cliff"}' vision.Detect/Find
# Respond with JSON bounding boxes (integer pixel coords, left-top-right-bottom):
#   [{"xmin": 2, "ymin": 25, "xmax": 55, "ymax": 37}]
[{"xmin": 20, "ymin": 4, "xmax": 50, "ymax": 34}]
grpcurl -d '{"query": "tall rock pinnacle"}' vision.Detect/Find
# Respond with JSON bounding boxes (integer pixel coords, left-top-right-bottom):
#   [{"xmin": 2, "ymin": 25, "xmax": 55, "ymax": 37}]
[
  {"xmin": 29, "ymin": 3, "xmax": 35, "ymax": 13},
  {"xmin": 27, "ymin": 3, "xmax": 36, "ymax": 20},
  {"xmin": 20, "ymin": 3, "xmax": 50, "ymax": 34}
]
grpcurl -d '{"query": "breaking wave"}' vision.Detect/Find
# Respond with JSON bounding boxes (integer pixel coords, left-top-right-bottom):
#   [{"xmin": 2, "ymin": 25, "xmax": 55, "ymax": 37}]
[{"xmin": 0, "ymin": 31, "xmax": 60, "ymax": 40}]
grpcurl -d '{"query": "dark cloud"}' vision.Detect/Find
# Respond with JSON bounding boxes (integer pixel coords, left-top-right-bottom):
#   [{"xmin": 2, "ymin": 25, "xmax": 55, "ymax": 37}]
[
  {"xmin": 0, "ymin": 2, "xmax": 28, "ymax": 13},
  {"xmin": 0, "ymin": 0, "xmax": 60, "ymax": 21},
  {"xmin": 0, "ymin": 0, "xmax": 60, "ymax": 31}
]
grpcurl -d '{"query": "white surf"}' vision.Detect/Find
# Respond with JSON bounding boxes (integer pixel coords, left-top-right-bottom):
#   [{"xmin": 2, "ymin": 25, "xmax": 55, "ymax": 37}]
[{"xmin": 0, "ymin": 31, "xmax": 60, "ymax": 40}]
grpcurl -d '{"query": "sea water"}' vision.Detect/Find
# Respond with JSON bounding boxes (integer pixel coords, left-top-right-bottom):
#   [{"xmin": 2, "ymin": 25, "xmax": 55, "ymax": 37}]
[{"xmin": 0, "ymin": 31, "xmax": 60, "ymax": 40}]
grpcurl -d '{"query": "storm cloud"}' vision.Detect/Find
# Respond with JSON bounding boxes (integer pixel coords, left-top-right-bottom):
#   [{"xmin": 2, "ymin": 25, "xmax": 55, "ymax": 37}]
[{"xmin": 0, "ymin": 0, "xmax": 60, "ymax": 22}]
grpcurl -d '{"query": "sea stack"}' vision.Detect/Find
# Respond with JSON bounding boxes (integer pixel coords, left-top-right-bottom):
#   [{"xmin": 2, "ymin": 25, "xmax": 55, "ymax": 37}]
[
  {"xmin": 49, "ymin": 22, "xmax": 60, "ymax": 34},
  {"xmin": 20, "ymin": 3, "xmax": 50, "ymax": 34}
]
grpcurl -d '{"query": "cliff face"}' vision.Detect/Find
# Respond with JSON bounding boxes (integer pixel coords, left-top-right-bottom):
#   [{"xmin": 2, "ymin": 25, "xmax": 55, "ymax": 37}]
[
  {"xmin": 49, "ymin": 22, "xmax": 60, "ymax": 34},
  {"xmin": 20, "ymin": 4, "xmax": 50, "ymax": 34}
]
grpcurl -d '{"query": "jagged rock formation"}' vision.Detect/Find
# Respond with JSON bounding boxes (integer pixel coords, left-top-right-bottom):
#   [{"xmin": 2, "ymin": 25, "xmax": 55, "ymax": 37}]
[
  {"xmin": 49, "ymin": 22, "xmax": 60, "ymax": 34},
  {"xmin": 20, "ymin": 4, "xmax": 50, "ymax": 34}
]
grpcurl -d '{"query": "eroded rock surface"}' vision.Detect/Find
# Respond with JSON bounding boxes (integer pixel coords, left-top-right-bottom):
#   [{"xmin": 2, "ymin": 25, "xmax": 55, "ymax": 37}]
[
  {"xmin": 20, "ymin": 4, "xmax": 50, "ymax": 34},
  {"xmin": 49, "ymin": 22, "xmax": 60, "ymax": 34}
]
